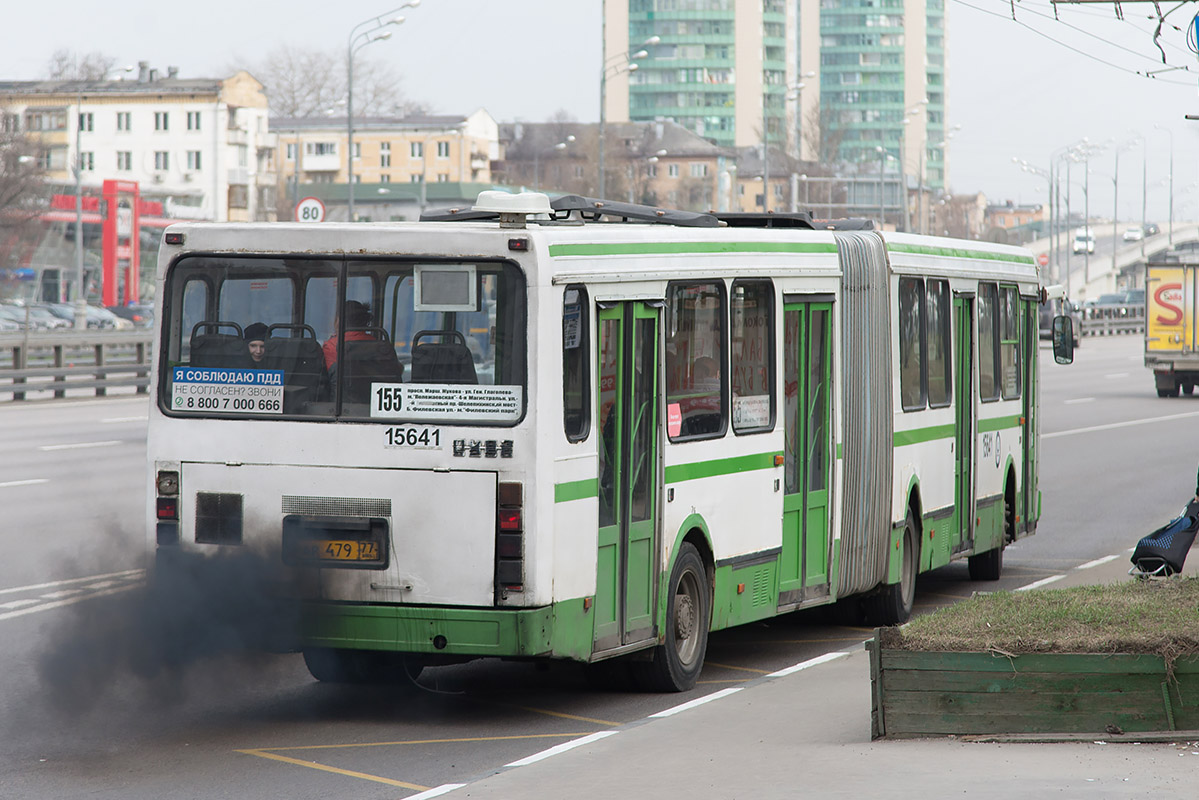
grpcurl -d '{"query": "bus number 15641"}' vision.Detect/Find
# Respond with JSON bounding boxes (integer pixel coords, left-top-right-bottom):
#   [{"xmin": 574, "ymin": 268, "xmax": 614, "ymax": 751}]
[{"xmin": 384, "ymin": 427, "xmax": 442, "ymax": 449}]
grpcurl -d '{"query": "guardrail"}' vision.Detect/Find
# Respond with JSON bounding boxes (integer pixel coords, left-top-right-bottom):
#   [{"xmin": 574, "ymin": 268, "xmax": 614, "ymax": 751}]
[
  {"xmin": 1079, "ymin": 304, "xmax": 1144, "ymax": 337},
  {"xmin": 0, "ymin": 330, "xmax": 155, "ymax": 401}
]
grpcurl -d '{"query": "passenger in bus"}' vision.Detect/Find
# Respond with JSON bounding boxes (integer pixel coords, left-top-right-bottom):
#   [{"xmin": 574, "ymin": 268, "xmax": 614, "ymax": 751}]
[
  {"xmin": 322, "ymin": 300, "xmax": 376, "ymax": 371},
  {"xmin": 244, "ymin": 322, "xmax": 269, "ymax": 367}
]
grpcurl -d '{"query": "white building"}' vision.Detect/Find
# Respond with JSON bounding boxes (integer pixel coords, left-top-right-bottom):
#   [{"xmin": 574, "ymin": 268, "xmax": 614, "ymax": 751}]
[{"xmin": 0, "ymin": 62, "xmax": 276, "ymax": 222}]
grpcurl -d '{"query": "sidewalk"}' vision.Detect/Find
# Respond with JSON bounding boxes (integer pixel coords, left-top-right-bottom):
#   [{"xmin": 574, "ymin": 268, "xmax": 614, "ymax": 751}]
[{"xmin": 426, "ymin": 549, "xmax": 1199, "ymax": 800}]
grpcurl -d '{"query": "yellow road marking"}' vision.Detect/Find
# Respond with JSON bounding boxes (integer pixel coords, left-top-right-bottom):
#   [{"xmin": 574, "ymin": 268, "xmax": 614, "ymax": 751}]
[
  {"xmin": 498, "ymin": 704, "xmax": 620, "ymax": 726},
  {"xmin": 251, "ymin": 733, "xmax": 599, "ymax": 752},
  {"xmin": 236, "ymin": 749, "xmax": 429, "ymax": 790},
  {"xmin": 716, "ymin": 635, "xmax": 869, "ymax": 645},
  {"xmin": 704, "ymin": 661, "xmax": 771, "ymax": 675}
]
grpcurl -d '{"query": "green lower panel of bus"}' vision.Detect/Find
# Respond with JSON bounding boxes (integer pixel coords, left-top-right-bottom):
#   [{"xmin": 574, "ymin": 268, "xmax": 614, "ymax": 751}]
[{"xmin": 300, "ymin": 599, "xmax": 595, "ymax": 661}]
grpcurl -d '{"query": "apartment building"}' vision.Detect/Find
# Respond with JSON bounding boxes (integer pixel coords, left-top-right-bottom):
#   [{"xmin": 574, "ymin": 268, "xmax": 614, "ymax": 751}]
[
  {"xmin": 607, "ymin": 0, "xmax": 946, "ymax": 196},
  {"xmin": 273, "ymin": 110, "xmax": 498, "ymax": 220},
  {"xmin": 0, "ymin": 62, "xmax": 276, "ymax": 222}
]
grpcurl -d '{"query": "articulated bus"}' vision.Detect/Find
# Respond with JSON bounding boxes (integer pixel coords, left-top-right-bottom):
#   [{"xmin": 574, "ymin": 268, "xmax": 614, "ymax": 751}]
[{"xmin": 147, "ymin": 192, "xmax": 1073, "ymax": 691}]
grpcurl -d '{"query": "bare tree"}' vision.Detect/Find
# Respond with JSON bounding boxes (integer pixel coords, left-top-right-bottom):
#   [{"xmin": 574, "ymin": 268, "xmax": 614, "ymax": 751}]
[
  {"xmin": 0, "ymin": 131, "xmax": 48, "ymax": 244},
  {"xmin": 46, "ymin": 49, "xmax": 119, "ymax": 81},
  {"xmin": 236, "ymin": 45, "xmax": 420, "ymax": 118}
]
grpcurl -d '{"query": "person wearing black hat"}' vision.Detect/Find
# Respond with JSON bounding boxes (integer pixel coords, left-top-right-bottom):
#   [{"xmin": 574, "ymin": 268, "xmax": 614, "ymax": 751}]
[{"xmin": 244, "ymin": 322, "xmax": 269, "ymax": 367}]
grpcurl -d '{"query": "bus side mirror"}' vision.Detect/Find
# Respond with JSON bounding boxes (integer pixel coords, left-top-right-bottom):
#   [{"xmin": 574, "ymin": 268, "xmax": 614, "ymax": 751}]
[{"xmin": 1052, "ymin": 315, "xmax": 1074, "ymax": 365}]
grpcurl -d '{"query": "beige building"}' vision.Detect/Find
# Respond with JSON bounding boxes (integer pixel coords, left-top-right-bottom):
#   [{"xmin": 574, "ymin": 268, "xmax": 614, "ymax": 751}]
[
  {"xmin": 497, "ymin": 120, "xmax": 737, "ymax": 213},
  {"xmin": 0, "ymin": 64, "xmax": 276, "ymax": 222},
  {"xmin": 273, "ymin": 110, "xmax": 498, "ymax": 219}
]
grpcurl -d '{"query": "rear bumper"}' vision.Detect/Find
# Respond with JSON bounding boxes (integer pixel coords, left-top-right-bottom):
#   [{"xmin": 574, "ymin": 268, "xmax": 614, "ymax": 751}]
[{"xmin": 301, "ymin": 601, "xmax": 557, "ymax": 658}]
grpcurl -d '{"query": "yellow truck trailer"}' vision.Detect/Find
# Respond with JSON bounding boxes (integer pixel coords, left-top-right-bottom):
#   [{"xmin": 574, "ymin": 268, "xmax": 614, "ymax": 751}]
[{"xmin": 1145, "ymin": 261, "xmax": 1198, "ymax": 397}]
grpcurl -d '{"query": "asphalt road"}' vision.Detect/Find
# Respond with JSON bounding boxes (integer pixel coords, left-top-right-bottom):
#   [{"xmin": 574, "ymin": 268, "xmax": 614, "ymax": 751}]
[{"xmin": 0, "ymin": 334, "xmax": 1193, "ymax": 799}]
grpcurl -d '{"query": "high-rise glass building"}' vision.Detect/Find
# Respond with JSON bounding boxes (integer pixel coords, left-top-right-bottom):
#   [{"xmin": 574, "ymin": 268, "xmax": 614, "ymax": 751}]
[{"xmin": 608, "ymin": 0, "xmax": 946, "ymax": 192}]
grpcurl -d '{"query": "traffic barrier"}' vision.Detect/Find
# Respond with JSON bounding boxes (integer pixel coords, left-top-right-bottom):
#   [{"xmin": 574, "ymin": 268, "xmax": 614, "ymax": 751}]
[
  {"xmin": 0, "ymin": 330, "xmax": 154, "ymax": 401},
  {"xmin": 1079, "ymin": 304, "xmax": 1144, "ymax": 337}
]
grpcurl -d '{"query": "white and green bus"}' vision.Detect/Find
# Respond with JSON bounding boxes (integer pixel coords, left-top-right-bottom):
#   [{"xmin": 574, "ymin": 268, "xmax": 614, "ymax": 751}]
[{"xmin": 147, "ymin": 192, "xmax": 1073, "ymax": 691}]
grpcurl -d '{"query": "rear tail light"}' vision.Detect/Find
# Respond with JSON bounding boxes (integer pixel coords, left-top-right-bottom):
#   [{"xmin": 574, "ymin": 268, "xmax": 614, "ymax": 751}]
[
  {"xmin": 495, "ymin": 482, "xmax": 524, "ymax": 594},
  {"xmin": 156, "ymin": 497, "xmax": 178, "ymax": 520},
  {"xmin": 155, "ymin": 469, "xmax": 180, "ymax": 546}
]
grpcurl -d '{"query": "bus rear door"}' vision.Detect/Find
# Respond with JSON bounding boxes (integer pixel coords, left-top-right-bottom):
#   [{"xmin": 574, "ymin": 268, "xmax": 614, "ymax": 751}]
[{"xmin": 594, "ymin": 302, "xmax": 660, "ymax": 651}]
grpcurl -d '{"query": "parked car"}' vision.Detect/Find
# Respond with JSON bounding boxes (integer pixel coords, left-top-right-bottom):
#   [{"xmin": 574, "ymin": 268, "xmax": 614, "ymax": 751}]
[
  {"xmin": 0, "ymin": 304, "xmax": 30, "ymax": 329},
  {"xmin": 1123, "ymin": 227, "xmax": 1144, "ymax": 242},
  {"xmin": 106, "ymin": 304, "xmax": 154, "ymax": 328},
  {"xmin": 46, "ymin": 303, "xmax": 134, "ymax": 329},
  {"xmin": 18, "ymin": 304, "xmax": 71, "ymax": 330},
  {"xmin": 1039, "ymin": 298, "xmax": 1082, "ymax": 347}
]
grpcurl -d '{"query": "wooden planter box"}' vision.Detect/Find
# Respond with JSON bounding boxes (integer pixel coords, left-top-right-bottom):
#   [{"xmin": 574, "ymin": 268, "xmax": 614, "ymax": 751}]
[{"xmin": 867, "ymin": 633, "xmax": 1199, "ymax": 739}]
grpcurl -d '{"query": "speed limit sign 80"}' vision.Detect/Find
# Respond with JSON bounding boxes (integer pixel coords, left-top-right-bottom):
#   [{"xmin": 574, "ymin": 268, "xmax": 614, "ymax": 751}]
[{"xmin": 295, "ymin": 197, "xmax": 326, "ymax": 223}]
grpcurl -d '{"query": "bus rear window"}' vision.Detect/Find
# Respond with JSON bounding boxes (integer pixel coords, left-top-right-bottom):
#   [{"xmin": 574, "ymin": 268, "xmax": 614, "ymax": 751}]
[{"xmin": 159, "ymin": 255, "xmax": 526, "ymax": 424}]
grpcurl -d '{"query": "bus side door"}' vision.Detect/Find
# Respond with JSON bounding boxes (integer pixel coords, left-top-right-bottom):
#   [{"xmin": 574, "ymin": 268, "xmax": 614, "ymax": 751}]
[
  {"xmin": 953, "ymin": 295, "xmax": 975, "ymax": 552},
  {"xmin": 594, "ymin": 302, "xmax": 660, "ymax": 651},
  {"xmin": 779, "ymin": 299, "xmax": 832, "ymax": 601}
]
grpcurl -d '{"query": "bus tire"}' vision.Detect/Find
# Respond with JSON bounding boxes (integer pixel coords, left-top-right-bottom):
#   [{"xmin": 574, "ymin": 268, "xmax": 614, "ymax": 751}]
[
  {"xmin": 302, "ymin": 648, "xmax": 423, "ymax": 685},
  {"xmin": 970, "ymin": 492, "xmax": 1012, "ymax": 581},
  {"xmin": 632, "ymin": 542, "xmax": 709, "ymax": 692},
  {"xmin": 863, "ymin": 514, "xmax": 917, "ymax": 626}
]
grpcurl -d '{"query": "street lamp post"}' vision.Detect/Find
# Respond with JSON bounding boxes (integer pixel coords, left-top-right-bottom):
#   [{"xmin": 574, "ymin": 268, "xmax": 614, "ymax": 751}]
[
  {"xmin": 346, "ymin": 2, "xmax": 418, "ymax": 222},
  {"xmin": 785, "ymin": 72, "xmax": 816, "ymax": 212},
  {"xmin": 1154, "ymin": 124, "xmax": 1174, "ymax": 245},
  {"xmin": 599, "ymin": 35, "xmax": 658, "ymax": 200}
]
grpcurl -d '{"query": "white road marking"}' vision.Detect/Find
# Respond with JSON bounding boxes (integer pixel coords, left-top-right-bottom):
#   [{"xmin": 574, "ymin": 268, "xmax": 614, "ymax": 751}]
[
  {"xmin": 0, "ymin": 479, "xmax": 49, "ymax": 489},
  {"xmin": 0, "ymin": 568, "xmax": 144, "ymax": 596},
  {"xmin": 1077, "ymin": 555, "xmax": 1120, "ymax": 570},
  {"xmin": 503, "ymin": 731, "xmax": 619, "ymax": 768},
  {"xmin": 102, "ymin": 416, "xmax": 148, "ymax": 423},
  {"xmin": 39, "ymin": 589, "xmax": 86, "ymax": 600},
  {"xmin": 0, "ymin": 599, "xmax": 40, "ymax": 611},
  {"xmin": 1017, "ymin": 574, "xmax": 1066, "ymax": 591},
  {"xmin": 405, "ymin": 786, "xmax": 468, "ymax": 800},
  {"xmin": 38, "ymin": 440, "xmax": 122, "ymax": 451},
  {"xmin": 768, "ymin": 651, "xmax": 850, "ymax": 678},
  {"xmin": 1044, "ymin": 409, "xmax": 1199, "ymax": 440},
  {"xmin": 1064, "ymin": 397, "xmax": 1094, "ymax": 405},
  {"xmin": 0, "ymin": 583, "xmax": 141, "ymax": 622},
  {"xmin": 1105, "ymin": 372, "xmax": 1130, "ymax": 379},
  {"xmin": 649, "ymin": 687, "xmax": 743, "ymax": 719}
]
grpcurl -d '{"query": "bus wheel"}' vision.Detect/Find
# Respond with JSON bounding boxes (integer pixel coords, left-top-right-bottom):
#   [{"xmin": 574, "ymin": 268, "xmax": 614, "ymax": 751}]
[
  {"xmin": 633, "ymin": 542, "xmax": 710, "ymax": 692},
  {"xmin": 969, "ymin": 493, "xmax": 1011, "ymax": 581},
  {"xmin": 863, "ymin": 514, "xmax": 917, "ymax": 626},
  {"xmin": 302, "ymin": 648, "xmax": 423, "ymax": 685}
]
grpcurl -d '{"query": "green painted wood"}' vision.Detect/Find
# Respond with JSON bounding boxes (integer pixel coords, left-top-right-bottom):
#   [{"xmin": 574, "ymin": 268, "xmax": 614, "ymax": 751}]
[
  {"xmin": 873, "ymin": 646, "xmax": 1199, "ymax": 737},
  {"xmin": 879, "ymin": 649, "xmax": 1199, "ymax": 675},
  {"xmin": 882, "ymin": 669, "xmax": 1182, "ymax": 694}
]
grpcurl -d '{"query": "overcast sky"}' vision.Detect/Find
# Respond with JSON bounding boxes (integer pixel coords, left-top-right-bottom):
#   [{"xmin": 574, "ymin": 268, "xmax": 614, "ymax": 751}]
[{"xmin": 3, "ymin": 0, "xmax": 1197, "ymax": 222}]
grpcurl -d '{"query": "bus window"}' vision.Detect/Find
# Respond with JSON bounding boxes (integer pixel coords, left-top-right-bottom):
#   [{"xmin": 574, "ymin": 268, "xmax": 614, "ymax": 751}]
[
  {"xmin": 562, "ymin": 285, "xmax": 590, "ymax": 442},
  {"xmin": 160, "ymin": 255, "xmax": 526, "ymax": 424},
  {"xmin": 730, "ymin": 280, "xmax": 774, "ymax": 433},
  {"xmin": 1000, "ymin": 285, "xmax": 1021, "ymax": 399},
  {"xmin": 898, "ymin": 277, "xmax": 927, "ymax": 411},
  {"xmin": 978, "ymin": 282, "xmax": 1000, "ymax": 401},
  {"xmin": 666, "ymin": 281, "xmax": 726, "ymax": 440},
  {"xmin": 926, "ymin": 279, "xmax": 952, "ymax": 408}
]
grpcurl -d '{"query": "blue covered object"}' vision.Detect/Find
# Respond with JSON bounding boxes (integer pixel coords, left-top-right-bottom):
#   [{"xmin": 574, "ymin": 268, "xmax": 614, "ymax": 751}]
[{"xmin": 1130, "ymin": 501, "xmax": 1199, "ymax": 577}]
